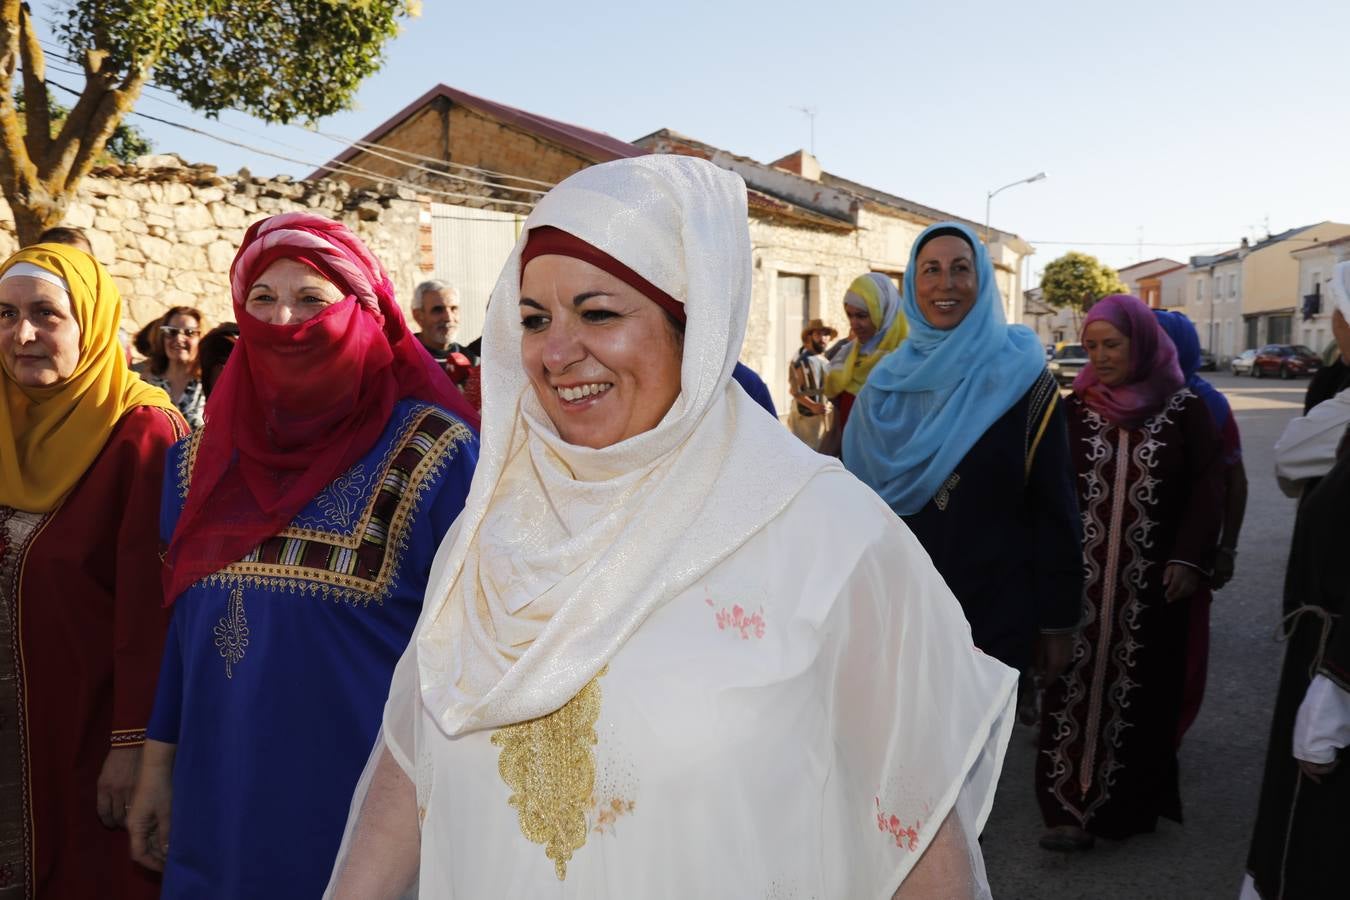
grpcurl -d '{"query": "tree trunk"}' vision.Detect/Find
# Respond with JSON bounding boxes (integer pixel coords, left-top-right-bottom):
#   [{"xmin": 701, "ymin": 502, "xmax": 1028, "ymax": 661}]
[{"xmin": 11, "ymin": 187, "xmax": 67, "ymax": 245}]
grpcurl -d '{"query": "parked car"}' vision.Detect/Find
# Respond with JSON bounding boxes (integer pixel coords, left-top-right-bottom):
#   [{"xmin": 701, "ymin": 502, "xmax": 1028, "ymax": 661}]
[
  {"xmin": 1251, "ymin": 344, "xmax": 1322, "ymax": 379},
  {"xmin": 1197, "ymin": 349, "xmax": 1217, "ymax": 372},
  {"xmin": 1230, "ymin": 349, "xmax": 1257, "ymax": 376},
  {"xmin": 1048, "ymin": 342, "xmax": 1089, "ymax": 387}
]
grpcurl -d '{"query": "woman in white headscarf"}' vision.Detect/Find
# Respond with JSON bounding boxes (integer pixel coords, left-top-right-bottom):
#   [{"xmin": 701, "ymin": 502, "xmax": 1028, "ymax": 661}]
[{"xmin": 327, "ymin": 155, "xmax": 1016, "ymax": 899}]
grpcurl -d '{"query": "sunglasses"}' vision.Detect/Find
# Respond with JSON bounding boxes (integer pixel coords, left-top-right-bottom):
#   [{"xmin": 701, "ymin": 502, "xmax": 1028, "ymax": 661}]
[{"xmin": 159, "ymin": 326, "xmax": 201, "ymax": 339}]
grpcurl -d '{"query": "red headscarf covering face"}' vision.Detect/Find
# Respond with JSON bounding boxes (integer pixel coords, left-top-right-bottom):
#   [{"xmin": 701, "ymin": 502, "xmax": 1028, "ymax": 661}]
[{"xmin": 163, "ymin": 213, "xmax": 479, "ymax": 603}]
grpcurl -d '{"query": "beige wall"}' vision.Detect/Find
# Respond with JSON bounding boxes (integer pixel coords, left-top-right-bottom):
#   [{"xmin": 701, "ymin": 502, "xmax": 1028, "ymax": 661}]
[{"xmin": 1243, "ymin": 222, "xmax": 1350, "ymax": 314}]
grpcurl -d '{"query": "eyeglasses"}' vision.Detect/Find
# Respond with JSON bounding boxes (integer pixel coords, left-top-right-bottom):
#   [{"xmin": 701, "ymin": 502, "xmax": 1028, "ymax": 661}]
[{"xmin": 159, "ymin": 326, "xmax": 201, "ymax": 339}]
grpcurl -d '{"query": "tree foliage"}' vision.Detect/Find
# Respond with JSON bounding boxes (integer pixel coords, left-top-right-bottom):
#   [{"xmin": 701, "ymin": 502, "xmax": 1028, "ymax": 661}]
[
  {"xmin": 0, "ymin": 0, "xmax": 417, "ymax": 243},
  {"xmin": 1039, "ymin": 251, "xmax": 1127, "ymax": 315}
]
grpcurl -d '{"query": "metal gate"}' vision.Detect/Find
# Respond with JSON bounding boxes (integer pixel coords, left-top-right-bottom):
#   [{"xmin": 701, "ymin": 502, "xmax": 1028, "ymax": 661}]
[{"xmin": 428, "ymin": 203, "xmax": 525, "ymax": 344}]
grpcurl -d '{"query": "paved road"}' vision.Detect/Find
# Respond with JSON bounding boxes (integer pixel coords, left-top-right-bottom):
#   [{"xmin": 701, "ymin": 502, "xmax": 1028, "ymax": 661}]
[{"xmin": 982, "ymin": 372, "xmax": 1308, "ymax": 900}]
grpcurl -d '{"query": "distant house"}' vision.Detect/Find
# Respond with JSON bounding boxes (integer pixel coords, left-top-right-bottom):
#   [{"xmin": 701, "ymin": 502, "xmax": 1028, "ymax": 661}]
[
  {"xmin": 1290, "ymin": 234, "xmax": 1350, "ymax": 355},
  {"xmin": 310, "ymin": 85, "xmax": 1036, "ymax": 415},
  {"xmin": 1183, "ymin": 223, "xmax": 1350, "ymax": 357},
  {"xmin": 1116, "ymin": 258, "xmax": 1186, "ymax": 303}
]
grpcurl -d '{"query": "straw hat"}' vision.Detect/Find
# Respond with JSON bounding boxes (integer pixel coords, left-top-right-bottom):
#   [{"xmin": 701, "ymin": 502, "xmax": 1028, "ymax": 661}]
[{"xmin": 801, "ymin": 318, "xmax": 838, "ymax": 343}]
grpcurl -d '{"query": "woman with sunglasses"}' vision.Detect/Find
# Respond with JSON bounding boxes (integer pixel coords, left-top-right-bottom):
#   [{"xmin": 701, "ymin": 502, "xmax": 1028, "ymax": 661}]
[{"xmin": 144, "ymin": 306, "xmax": 206, "ymax": 429}]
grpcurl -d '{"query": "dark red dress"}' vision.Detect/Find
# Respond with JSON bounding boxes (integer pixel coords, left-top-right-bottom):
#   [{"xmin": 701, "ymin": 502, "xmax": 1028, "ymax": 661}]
[
  {"xmin": 0, "ymin": 405, "xmax": 186, "ymax": 899},
  {"xmin": 1037, "ymin": 389, "xmax": 1221, "ymax": 839}
]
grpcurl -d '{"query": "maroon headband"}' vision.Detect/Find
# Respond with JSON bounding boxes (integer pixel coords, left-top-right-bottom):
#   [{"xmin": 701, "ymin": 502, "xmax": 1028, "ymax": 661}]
[{"xmin": 520, "ymin": 225, "xmax": 686, "ymax": 323}]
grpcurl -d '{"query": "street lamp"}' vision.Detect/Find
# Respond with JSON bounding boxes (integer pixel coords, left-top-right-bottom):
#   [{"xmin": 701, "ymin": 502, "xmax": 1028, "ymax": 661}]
[{"xmin": 985, "ymin": 172, "xmax": 1046, "ymax": 242}]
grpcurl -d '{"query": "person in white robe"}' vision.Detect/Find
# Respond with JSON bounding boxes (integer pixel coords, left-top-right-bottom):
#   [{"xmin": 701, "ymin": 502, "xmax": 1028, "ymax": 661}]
[{"xmin": 326, "ymin": 154, "xmax": 1017, "ymax": 900}]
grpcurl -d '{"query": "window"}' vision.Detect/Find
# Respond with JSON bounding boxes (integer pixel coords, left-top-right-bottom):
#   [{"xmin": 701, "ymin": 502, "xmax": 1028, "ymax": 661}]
[
  {"xmin": 1311, "ymin": 270, "xmax": 1322, "ymax": 295},
  {"xmin": 1228, "ymin": 274, "xmax": 1237, "ymax": 298},
  {"xmin": 1196, "ymin": 280, "xmax": 1204, "ymax": 301},
  {"xmin": 1268, "ymin": 315, "xmax": 1293, "ymax": 345}
]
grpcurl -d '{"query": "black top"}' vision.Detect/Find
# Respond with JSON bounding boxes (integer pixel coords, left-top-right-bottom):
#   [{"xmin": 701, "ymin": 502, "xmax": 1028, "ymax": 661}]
[
  {"xmin": 902, "ymin": 370, "xmax": 1084, "ymax": 672},
  {"xmin": 1304, "ymin": 358, "xmax": 1350, "ymax": 413}
]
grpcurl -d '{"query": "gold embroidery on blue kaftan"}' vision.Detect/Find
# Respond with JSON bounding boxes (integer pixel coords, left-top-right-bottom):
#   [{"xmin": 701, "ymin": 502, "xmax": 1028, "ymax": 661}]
[
  {"xmin": 214, "ymin": 582, "xmax": 249, "ymax": 678},
  {"xmin": 177, "ymin": 404, "xmax": 471, "ymax": 605},
  {"xmin": 492, "ymin": 666, "xmax": 608, "ymax": 881}
]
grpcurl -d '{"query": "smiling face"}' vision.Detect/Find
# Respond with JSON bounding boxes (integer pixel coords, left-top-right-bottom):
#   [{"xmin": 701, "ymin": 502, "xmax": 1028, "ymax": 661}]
[
  {"xmin": 1083, "ymin": 319, "xmax": 1132, "ymax": 387},
  {"xmin": 914, "ymin": 234, "xmax": 979, "ymax": 330},
  {"xmin": 0, "ymin": 276, "xmax": 82, "ymax": 387},
  {"xmin": 519, "ymin": 254, "xmax": 684, "ymax": 450},
  {"xmin": 244, "ymin": 258, "xmax": 346, "ymax": 325},
  {"xmin": 159, "ymin": 311, "xmax": 201, "ymax": 367},
  {"xmin": 844, "ymin": 300, "xmax": 877, "ymax": 344}
]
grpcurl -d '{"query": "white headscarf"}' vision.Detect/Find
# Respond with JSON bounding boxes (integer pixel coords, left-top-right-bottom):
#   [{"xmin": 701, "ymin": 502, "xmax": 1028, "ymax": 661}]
[
  {"xmin": 414, "ymin": 155, "xmax": 838, "ymax": 736},
  {"xmin": 1332, "ymin": 260, "xmax": 1350, "ymax": 321}
]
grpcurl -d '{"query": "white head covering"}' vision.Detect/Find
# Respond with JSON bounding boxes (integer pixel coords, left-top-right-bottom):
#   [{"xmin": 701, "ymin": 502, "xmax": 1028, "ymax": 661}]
[
  {"xmin": 414, "ymin": 155, "xmax": 838, "ymax": 736},
  {"xmin": 1332, "ymin": 260, "xmax": 1350, "ymax": 321}
]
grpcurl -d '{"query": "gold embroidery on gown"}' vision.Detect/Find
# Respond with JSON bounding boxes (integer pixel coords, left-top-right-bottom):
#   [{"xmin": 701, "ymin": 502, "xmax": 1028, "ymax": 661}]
[{"xmin": 491, "ymin": 666, "xmax": 607, "ymax": 880}]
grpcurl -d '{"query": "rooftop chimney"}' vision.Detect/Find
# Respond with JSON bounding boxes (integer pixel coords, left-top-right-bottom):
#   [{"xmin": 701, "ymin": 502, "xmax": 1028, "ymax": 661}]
[{"xmin": 770, "ymin": 149, "xmax": 822, "ymax": 182}]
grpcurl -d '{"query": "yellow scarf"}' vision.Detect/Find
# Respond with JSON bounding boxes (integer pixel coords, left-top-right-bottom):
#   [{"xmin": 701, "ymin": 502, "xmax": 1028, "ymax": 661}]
[
  {"xmin": 0, "ymin": 244, "xmax": 179, "ymax": 513},
  {"xmin": 824, "ymin": 273, "xmax": 908, "ymax": 397}
]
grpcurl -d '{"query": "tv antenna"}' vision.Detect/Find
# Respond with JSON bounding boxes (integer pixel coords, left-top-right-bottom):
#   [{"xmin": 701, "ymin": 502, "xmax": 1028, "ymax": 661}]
[{"xmin": 791, "ymin": 106, "xmax": 817, "ymax": 154}]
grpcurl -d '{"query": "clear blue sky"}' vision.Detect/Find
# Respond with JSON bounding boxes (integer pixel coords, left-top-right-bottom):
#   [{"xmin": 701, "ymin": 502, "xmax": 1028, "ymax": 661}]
[{"xmin": 32, "ymin": 0, "xmax": 1350, "ymax": 279}]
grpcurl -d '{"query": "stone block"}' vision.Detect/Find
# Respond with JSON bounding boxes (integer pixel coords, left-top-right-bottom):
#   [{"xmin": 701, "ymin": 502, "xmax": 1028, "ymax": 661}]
[
  {"xmin": 208, "ymin": 202, "xmax": 247, "ymax": 229},
  {"xmin": 64, "ymin": 201, "xmax": 97, "ymax": 228},
  {"xmin": 173, "ymin": 271, "xmax": 204, "ymax": 294},
  {"xmin": 226, "ymin": 193, "xmax": 258, "ymax": 213},
  {"xmin": 179, "ymin": 229, "xmax": 217, "ymax": 247},
  {"xmin": 147, "ymin": 224, "xmax": 168, "ymax": 238},
  {"xmin": 196, "ymin": 187, "xmax": 226, "ymax": 204},
  {"xmin": 86, "ymin": 231, "xmax": 116, "ymax": 264},
  {"xmin": 144, "ymin": 213, "xmax": 174, "ymax": 230},
  {"xmin": 102, "ymin": 196, "xmax": 140, "ymax": 219},
  {"xmin": 121, "ymin": 182, "xmax": 153, "ymax": 201},
  {"xmin": 93, "ymin": 215, "xmax": 122, "ymax": 232},
  {"xmin": 120, "ymin": 218, "xmax": 148, "ymax": 235},
  {"xmin": 116, "ymin": 245, "xmax": 146, "ymax": 264},
  {"xmin": 173, "ymin": 204, "xmax": 214, "ymax": 231},
  {"xmin": 135, "ymin": 153, "xmax": 185, "ymax": 169},
  {"xmin": 138, "ymin": 236, "xmax": 175, "ymax": 266},
  {"xmin": 207, "ymin": 240, "xmax": 236, "ymax": 272},
  {"xmin": 256, "ymin": 196, "xmax": 281, "ymax": 211},
  {"xmin": 161, "ymin": 182, "xmax": 192, "ymax": 206},
  {"xmin": 105, "ymin": 259, "xmax": 142, "ymax": 279}
]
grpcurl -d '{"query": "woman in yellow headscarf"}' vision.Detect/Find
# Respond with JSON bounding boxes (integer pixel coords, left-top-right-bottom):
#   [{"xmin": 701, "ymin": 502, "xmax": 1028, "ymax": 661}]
[
  {"xmin": 820, "ymin": 272, "xmax": 907, "ymax": 454},
  {"xmin": 0, "ymin": 242, "xmax": 186, "ymax": 899}
]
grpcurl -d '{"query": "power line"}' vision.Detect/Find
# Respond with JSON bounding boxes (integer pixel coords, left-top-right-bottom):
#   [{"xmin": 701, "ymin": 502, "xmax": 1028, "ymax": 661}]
[
  {"xmin": 35, "ymin": 38, "xmax": 557, "ymax": 193},
  {"xmin": 40, "ymin": 76, "xmax": 537, "ymax": 209}
]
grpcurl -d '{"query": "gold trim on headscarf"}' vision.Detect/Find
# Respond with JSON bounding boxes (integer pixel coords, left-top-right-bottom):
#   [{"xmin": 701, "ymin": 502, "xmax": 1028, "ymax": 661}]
[
  {"xmin": 0, "ymin": 243, "xmax": 179, "ymax": 512},
  {"xmin": 824, "ymin": 274, "xmax": 908, "ymax": 398}
]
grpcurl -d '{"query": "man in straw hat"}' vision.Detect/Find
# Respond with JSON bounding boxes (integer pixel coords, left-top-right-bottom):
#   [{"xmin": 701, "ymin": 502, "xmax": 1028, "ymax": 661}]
[{"xmin": 788, "ymin": 317, "xmax": 837, "ymax": 449}]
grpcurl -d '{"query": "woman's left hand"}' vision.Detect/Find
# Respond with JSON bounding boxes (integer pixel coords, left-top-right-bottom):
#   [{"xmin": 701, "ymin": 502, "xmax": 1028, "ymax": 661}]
[
  {"xmin": 97, "ymin": 745, "xmax": 142, "ymax": 829},
  {"xmin": 1162, "ymin": 563, "xmax": 1200, "ymax": 603}
]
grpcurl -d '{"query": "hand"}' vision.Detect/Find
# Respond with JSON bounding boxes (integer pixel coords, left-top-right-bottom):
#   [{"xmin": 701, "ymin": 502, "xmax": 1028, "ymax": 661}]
[
  {"xmin": 1211, "ymin": 548, "xmax": 1236, "ymax": 590},
  {"xmin": 1298, "ymin": 757, "xmax": 1339, "ymax": 783},
  {"xmin": 96, "ymin": 745, "xmax": 141, "ymax": 829},
  {"xmin": 128, "ymin": 740, "xmax": 176, "ymax": 872},
  {"xmin": 801, "ymin": 397, "xmax": 827, "ymax": 416},
  {"xmin": 1034, "ymin": 632, "xmax": 1075, "ymax": 683},
  {"xmin": 1162, "ymin": 563, "xmax": 1200, "ymax": 603}
]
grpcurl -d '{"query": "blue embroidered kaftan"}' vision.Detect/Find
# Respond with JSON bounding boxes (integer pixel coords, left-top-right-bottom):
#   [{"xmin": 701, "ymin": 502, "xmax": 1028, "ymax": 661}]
[{"xmin": 147, "ymin": 399, "xmax": 477, "ymax": 899}]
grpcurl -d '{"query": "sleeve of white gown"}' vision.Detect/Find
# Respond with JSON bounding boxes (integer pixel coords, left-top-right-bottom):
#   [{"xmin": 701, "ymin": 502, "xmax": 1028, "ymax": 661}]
[
  {"xmin": 1292, "ymin": 674, "xmax": 1350, "ymax": 765},
  {"xmin": 324, "ymin": 642, "xmax": 422, "ymax": 900},
  {"xmin": 1273, "ymin": 390, "xmax": 1350, "ymax": 495},
  {"xmin": 821, "ymin": 481, "xmax": 1018, "ymax": 899}
]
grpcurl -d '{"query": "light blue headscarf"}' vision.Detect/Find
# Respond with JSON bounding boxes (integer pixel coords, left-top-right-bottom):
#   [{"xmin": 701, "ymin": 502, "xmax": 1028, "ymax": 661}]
[{"xmin": 843, "ymin": 221, "xmax": 1047, "ymax": 515}]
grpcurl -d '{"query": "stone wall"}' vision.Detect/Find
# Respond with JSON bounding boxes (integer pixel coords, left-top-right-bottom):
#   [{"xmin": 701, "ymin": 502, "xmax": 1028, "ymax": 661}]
[{"xmin": 0, "ymin": 155, "xmax": 427, "ymax": 332}]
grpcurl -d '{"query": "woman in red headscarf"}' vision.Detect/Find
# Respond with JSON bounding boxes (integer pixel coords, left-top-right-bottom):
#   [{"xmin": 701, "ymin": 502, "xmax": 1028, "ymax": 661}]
[
  {"xmin": 1036, "ymin": 294, "xmax": 1222, "ymax": 852},
  {"xmin": 126, "ymin": 213, "xmax": 479, "ymax": 900}
]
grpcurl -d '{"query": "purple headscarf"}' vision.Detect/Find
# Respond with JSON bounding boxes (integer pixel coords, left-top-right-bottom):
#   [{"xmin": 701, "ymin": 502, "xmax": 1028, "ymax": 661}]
[{"xmin": 1073, "ymin": 294, "xmax": 1184, "ymax": 427}]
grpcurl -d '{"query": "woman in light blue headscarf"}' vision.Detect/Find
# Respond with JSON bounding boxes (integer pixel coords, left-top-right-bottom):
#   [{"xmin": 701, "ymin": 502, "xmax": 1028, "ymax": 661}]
[{"xmin": 844, "ymin": 222, "xmax": 1083, "ymax": 685}]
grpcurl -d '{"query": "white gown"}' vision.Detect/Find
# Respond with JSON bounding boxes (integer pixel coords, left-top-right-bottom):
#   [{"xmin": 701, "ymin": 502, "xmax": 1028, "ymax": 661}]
[{"xmin": 394, "ymin": 470, "xmax": 1015, "ymax": 898}]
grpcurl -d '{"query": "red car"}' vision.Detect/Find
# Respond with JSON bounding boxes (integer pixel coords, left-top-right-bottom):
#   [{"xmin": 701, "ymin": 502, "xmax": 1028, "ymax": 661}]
[{"xmin": 1251, "ymin": 344, "xmax": 1321, "ymax": 379}]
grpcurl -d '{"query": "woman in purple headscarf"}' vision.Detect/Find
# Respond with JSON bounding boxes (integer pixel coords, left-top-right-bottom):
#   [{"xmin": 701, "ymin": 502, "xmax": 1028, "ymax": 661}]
[{"xmin": 1036, "ymin": 294, "xmax": 1224, "ymax": 851}]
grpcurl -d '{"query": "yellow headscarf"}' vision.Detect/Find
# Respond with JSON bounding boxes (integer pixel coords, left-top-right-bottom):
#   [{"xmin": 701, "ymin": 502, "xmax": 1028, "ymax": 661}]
[
  {"xmin": 824, "ymin": 273, "xmax": 908, "ymax": 397},
  {"xmin": 0, "ymin": 243, "xmax": 179, "ymax": 512}
]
